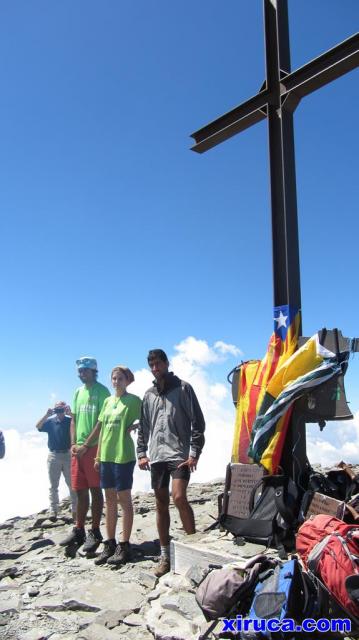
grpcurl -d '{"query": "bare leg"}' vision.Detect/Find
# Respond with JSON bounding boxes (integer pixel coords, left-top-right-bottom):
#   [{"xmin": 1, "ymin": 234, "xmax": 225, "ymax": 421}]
[
  {"xmin": 104, "ymin": 488, "xmax": 118, "ymax": 539},
  {"xmin": 62, "ymin": 453, "xmax": 77, "ymax": 518},
  {"xmin": 76, "ymin": 489, "xmax": 89, "ymax": 528},
  {"xmin": 117, "ymin": 489, "xmax": 133, "ymax": 542},
  {"xmin": 172, "ymin": 478, "xmax": 195, "ymax": 534},
  {"xmin": 154, "ymin": 487, "xmax": 170, "ymax": 546},
  {"xmin": 89, "ymin": 487, "xmax": 103, "ymax": 529}
]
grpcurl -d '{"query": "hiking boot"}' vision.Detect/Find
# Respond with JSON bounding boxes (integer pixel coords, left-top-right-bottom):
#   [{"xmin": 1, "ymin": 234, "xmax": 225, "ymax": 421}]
[
  {"xmin": 94, "ymin": 539, "xmax": 117, "ymax": 566},
  {"xmin": 107, "ymin": 541, "xmax": 132, "ymax": 566},
  {"xmin": 49, "ymin": 511, "xmax": 58, "ymax": 522},
  {"xmin": 59, "ymin": 527, "xmax": 85, "ymax": 547},
  {"xmin": 82, "ymin": 528, "xmax": 103, "ymax": 555},
  {"xmin": 154, "ymin": 557, "xmax": 170, "ymax": 577}
]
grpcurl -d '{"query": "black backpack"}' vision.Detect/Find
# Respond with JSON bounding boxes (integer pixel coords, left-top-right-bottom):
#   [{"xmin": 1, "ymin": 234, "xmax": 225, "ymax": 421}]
[{"xmin": 220, "ymin": 473, "xmax": 299, "ymax": 558}]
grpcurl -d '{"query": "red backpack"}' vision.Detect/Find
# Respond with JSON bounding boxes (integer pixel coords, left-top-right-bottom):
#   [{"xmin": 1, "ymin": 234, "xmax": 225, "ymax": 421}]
[{"xmin": 296, "ymin": 514, "xmax": 359, "ymax": 616}]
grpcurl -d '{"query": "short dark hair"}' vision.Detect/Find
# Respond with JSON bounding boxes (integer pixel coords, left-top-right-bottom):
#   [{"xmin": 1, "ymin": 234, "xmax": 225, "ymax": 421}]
[{"xmin": 147, "ymin": 349, "xmax": 169, "ymax": 364}]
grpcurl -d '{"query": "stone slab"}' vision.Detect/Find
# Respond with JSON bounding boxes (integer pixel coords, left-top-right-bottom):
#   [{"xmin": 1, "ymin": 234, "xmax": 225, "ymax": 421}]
[
  {"xmin": 66, "ymin": 576, "xmax": 145, "ymax": 612},
  {"xmin": 171, "ymin": 531, "xmax": 266, "ymax": 575},
  {"xmin": 0, "ymin": 592, "xmax": 19, "ymax": 614}
]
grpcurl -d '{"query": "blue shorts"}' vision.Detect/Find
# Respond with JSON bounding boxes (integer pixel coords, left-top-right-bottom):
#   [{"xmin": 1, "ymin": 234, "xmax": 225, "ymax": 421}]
[{"xmin": 100, "ymin": 461, "xmax": 135, "ymax": 491}]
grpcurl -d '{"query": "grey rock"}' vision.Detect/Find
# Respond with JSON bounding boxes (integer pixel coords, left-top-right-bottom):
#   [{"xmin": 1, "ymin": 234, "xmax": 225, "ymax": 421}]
[
  {"xmin": 46, "ymin": 609, "xmax": 96, "ymax": 629},
  {"xmin": 144, "ymin": 572, "xmax": 206, "ymax": 639},
  {"xmin": 5, "ymin": 538, "xmax": 55, "ymax": 559},
  {"xmin": 39, "ymin": 520, "xmax": 64, "ymax": 530},
  {"xmin": 32, "ymin": 516, "xmax": 48, "ymax": 529},
  {"xmin": 122, "ymin": 611, "xmax": 146, "ymax": 626},
  {"xmin": 137, "ymin": 570, "xmax": 158, "ymax": 590},
  {"xmin": 0, "ymin": 550, "xmax": 25, "ymax": 560},
  {"xmin": 0, "ymin": 522, "xmax": 15, "ymax": 531},
  {"xmin": 12, "ymin": 530, "xmax": 44, "ymax": 546},
  {"xmin": 29, "ymin": 538, "xmax": 55, "ymax": 551},
  {"xmin": 18, "ymin": 628, "xmax": 51, "ymax": 640},
  {"xmin": 78, "ymin": 623, "xmax": 125, "ymax": 640},
  {"xmin": 185, "ymin": 564, "xmax": 209, "ymax": 587},
  {"xmin": 63, "ymin": 599, "xmax": 101, "ymax": 613},
  {"xmin": 146, "ymin": 587, "xmax": 163, "ymax": 602},
  {"xmin": 47, "ymin": 636, "xmax": 79, "ymax": 640},
  {"xmin": 0, "ymin": 592, "xmax": 19, "ymax": 614},
  {"xmin": 232, "ymin": 541, "xmax": 266, "ymax": 558},
  {"xmin": 150, "ymin": 610, "xmax": 197, "ymax": 639},
  {"xmin": 0, "ymin": 576, "xmax": 20, "ymax": 589},
  {"xmin": 32, "ymin": 595, "xmax": 67, "ymax": 611},
  {"xmin": 160, "ymin": 593, "xmax": 203, "ymax": 621},
  {"xmin": 66, "ymin": 577, "xmax": 145, "ymax": 612},
  {"xmin": 93, "ymin": 608, "xmax": 133, "ymax": 629},
  {"xmin": 115, "ymin": 625, "xmax": 154, "ymax": 639},
  {"xmin": 27, "ymin": 586, "xmax": 40, "ymax": 597},
  {"xmin": 0, "ymin": 566, "xmax": 22, "ymax": 580},
  {"xmin": 134, "ymin": 505, "xmax": 150, "ymax": 514},
  {"xmin": 158, "ymin": 573, "xmax": 193, "ymax": 592},
  {"xmin": 0, "ymin": 614, "xmax": 10, "ymax": 626}
]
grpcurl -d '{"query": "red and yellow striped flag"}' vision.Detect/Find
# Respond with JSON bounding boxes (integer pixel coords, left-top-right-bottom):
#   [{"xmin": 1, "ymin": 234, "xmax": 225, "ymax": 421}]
[{"xmin": 232, "ymin": 305, "xmax": 301, "ymax": 471}]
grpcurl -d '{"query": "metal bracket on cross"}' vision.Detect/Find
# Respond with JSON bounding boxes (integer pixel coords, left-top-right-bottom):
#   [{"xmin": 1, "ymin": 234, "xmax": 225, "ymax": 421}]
[{"xmin": 296, "ymin": 329, "xmax": 359, "ymax": 426}]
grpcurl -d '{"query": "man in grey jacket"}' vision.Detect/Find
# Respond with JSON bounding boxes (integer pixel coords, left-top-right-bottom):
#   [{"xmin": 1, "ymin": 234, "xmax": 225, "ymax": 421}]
[{"xmin": 137, "ymin": 349, "xmax": 205, "ymax": 577}]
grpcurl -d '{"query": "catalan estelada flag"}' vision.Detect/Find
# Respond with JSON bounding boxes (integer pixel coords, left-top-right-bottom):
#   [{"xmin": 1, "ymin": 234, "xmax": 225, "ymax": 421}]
[
  {"xmin": 231, "ymin": 304, "xmax": 301, "ymax": 470},
  {"xmin": 249, "ymin": 333, "xmax": 350, "ymax": 472}
]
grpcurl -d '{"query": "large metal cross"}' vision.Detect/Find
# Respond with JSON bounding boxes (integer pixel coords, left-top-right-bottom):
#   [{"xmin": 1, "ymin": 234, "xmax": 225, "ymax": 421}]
[
  {"xmin": 191, "ymin": 0, "xmax": 359, "ymax": 480},
  {"xmin": 191, "ymin": 0, "xmax": 358, "ymax": 320}
]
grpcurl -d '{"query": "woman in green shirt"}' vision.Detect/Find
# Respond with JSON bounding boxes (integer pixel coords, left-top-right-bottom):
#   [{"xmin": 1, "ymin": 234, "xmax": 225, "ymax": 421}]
[{"xmin": 94, "ymin": 365, "xmax": 141, "ymax": 565}]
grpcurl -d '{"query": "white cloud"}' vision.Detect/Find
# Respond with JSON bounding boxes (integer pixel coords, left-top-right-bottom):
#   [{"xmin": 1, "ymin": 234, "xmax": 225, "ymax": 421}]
[
  {"xmin": 0, "ymin": 429, "xmax": 71, "ymax": 522},
  {"xmin": 127, "ymin": 368, "xmax": 153, "ymax": 399},
  {"xmin": 173, "ymin": 336, "xmax": 219, "ymax": 368},
  {"xmin": 214, "ymin": 341, "xmax": 242, "ymax": 357},
  {"xmin": 172, "ymin": 336, "xmax": 241, "ymax": 372},
  {"xmin": 307, "ymin": 410, "xmax": 359, "ymax": 467}
]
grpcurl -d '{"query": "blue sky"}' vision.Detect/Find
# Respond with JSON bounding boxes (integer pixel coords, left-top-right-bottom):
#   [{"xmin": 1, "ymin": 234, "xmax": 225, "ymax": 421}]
[{"xmin": 0, "ymin": 1, "xmax": 358, "ymax": 443}]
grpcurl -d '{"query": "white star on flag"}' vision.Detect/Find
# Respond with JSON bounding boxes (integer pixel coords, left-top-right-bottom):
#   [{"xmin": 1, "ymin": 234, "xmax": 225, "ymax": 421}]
[{"xmin": 274, "ymin": 310, "xmax": 288, "ymax": 328}]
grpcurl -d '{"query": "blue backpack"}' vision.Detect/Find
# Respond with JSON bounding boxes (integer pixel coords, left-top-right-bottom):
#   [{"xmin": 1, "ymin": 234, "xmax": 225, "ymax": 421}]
[{"xmin": 242, "ymin": 559, "xmax": 318, "ymax": 639}]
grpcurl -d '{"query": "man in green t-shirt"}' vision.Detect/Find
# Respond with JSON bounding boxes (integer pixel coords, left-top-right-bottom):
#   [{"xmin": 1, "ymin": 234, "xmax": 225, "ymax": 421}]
[{"xmin": 60, "ymin": 357, "xmax": 110, "ymax": 554}]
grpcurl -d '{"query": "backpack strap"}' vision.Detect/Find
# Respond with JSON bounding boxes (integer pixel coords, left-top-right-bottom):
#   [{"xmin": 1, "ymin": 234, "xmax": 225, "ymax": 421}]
[
  {"xmin": 274, "ymin": 482, "xmax": 296, "ymax": 526},
  {"xmin": 307, "ymin": 534, "xmax": 332, "ymax": 573},
  {"xmin": 297, "ymin": 564, "xmax": 312, "ymax": 613},
  {"xmin": 249, "ymin": 474, "xmax": 297, "ymax": 526},
  {"xmin": 308, "ymin": 532, "xmax": 359, "ymax": 576}
]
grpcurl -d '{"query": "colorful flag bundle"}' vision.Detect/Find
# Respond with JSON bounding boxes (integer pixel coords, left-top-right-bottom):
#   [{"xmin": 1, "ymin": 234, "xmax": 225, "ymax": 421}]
[
  {"xmin": 231, "ymin": 304, "xmax": 301, "ymax": 472},
  {"xmin": 248, "ymin": 333, "xmax": 350, "ymax": 472}
]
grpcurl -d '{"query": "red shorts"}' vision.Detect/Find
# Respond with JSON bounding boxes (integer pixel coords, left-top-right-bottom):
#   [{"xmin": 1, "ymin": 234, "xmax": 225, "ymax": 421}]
[{"xmin": 71, "ymin": 446, "xmax": 100, "ymax": 491}]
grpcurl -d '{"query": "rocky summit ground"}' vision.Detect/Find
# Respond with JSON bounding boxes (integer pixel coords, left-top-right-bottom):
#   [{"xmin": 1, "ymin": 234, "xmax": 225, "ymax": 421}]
[{"xmin": 0, "ymin": 480, "xmax": 223, "ymax": 640}]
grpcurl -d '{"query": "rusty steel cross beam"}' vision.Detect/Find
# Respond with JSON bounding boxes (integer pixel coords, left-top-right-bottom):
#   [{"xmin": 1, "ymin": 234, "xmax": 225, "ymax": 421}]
[{"xmin": 191, "ymin": 32, "xmax": 359, "ymax": 154}]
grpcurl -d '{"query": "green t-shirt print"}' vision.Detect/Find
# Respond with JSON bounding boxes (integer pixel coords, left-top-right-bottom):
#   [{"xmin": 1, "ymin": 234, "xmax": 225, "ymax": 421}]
[
  {"xmin": 72, "ymin": 382, "xmax": 110, "ymax": 445},
  {"xmin": 98, "ymin": 393, "xmax": 141, "ymax": 464}
]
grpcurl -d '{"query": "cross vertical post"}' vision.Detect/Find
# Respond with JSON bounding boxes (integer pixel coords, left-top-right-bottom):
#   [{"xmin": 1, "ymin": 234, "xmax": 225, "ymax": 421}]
[
  {"xmin": 264, "ymin": 0, "xmax": 305, "ymax": 479},
  {"xmin": 264, "ymin": 0, "xmax": 301, "ymax": 315}
]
